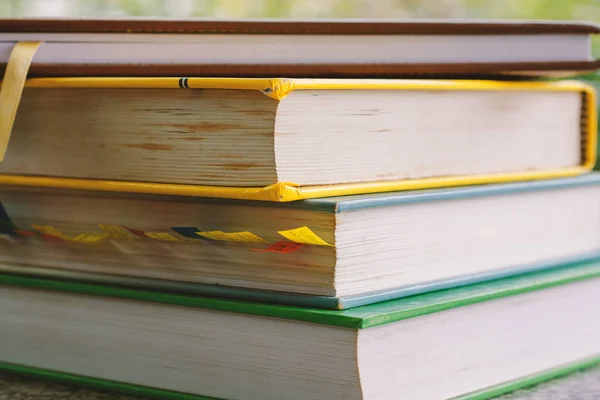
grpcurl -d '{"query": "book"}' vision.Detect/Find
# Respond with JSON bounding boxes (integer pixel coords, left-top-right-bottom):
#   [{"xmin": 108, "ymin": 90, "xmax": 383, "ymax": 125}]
[
  {"xmin": 0, "ymin": 78, "xmax": 595, "ymax": 201},
  {"xmin": 1, "ymin": 18, "xmax": 599, "ymax": 78},
  {"xmin": 2, "ymin": 357, "xmax": 599, "ymax": 400},
  {"xmin": 2, "ymin": 174, "xmax": 600, "ymax": 309},
  {"xmin": 1, "ymin": 258, "xmax": 600, "ymax": 400}
]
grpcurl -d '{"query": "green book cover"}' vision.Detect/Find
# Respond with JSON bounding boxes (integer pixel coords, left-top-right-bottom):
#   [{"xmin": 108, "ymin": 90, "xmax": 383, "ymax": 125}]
[{"xmin": 1, "ymin": 256, "xmax": 600, "ymax": 329}]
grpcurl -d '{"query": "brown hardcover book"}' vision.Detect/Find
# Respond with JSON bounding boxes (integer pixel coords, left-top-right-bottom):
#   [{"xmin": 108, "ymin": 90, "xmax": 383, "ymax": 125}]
[{"xmin": 0, "ymin": 18, "xmax": 598, "ymax": 77}]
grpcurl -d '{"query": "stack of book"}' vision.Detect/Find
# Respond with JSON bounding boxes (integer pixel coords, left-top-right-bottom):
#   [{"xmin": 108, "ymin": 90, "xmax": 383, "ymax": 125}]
[{"xmin": 0, "ymin": 18, "xmax": 599, "ymax": 400}]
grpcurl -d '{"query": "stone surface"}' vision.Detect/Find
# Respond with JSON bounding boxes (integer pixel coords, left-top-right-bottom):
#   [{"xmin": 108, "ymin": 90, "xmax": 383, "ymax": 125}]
[{"xmin": 498, "ymin": 368, "xmax": 600, "ymax": 400}]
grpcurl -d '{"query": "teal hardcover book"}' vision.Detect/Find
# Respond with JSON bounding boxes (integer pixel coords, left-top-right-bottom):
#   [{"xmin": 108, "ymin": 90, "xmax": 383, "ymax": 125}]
[
  {"xmin": 1, "ymin": 259, "xmax": 600, "ymax": 399},
  {"xmin": 2, "ymin": 173, "xmax": 600, "ymax": 309}
]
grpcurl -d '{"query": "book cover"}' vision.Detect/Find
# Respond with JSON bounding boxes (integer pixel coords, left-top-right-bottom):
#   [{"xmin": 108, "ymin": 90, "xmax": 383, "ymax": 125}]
[{"xmin": 1, "ymin": 254, "xmax": 599, "ymax": 329}]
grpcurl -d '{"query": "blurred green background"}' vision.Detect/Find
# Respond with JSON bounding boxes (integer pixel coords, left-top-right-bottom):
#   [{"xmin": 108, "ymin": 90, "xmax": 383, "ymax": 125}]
[{"xmin": 1, "ymin": 0, "xmax": 599, "ymax": 21}]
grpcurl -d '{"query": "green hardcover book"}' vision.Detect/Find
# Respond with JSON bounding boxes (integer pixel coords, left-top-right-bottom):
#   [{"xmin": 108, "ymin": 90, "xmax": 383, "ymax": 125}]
[{"xmin": 1, "ymin": 258, "xmax": 600, "ymax": 400}]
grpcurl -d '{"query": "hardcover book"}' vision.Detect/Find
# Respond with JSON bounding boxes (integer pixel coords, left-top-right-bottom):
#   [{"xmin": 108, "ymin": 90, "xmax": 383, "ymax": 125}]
[
  {"xmin": 0, "ymin": 78, "xmax": 595, "ymax": 201},
  {"xmin": 2, "ymin": 174, "xmax": 600, "ymax": 309},
  {"xmin": 1, "ymin": 18, "xmax": 599, "ymax": 78},
  {"xmin": 1, "ymin": 259, "xmax": 600, "ymax": 399}
]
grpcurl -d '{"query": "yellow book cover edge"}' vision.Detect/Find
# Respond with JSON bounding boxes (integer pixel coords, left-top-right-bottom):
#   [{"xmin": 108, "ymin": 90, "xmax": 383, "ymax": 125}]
[{"xmin": 20, "ymin": 76, "xmax": 596, "ymax": 100}]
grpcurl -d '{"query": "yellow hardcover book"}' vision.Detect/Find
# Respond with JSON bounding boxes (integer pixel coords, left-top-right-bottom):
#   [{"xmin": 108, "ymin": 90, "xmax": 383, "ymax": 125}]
[{"xmin": 0, "ymin": 43, "xmax": 596, "ymax": 202}]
